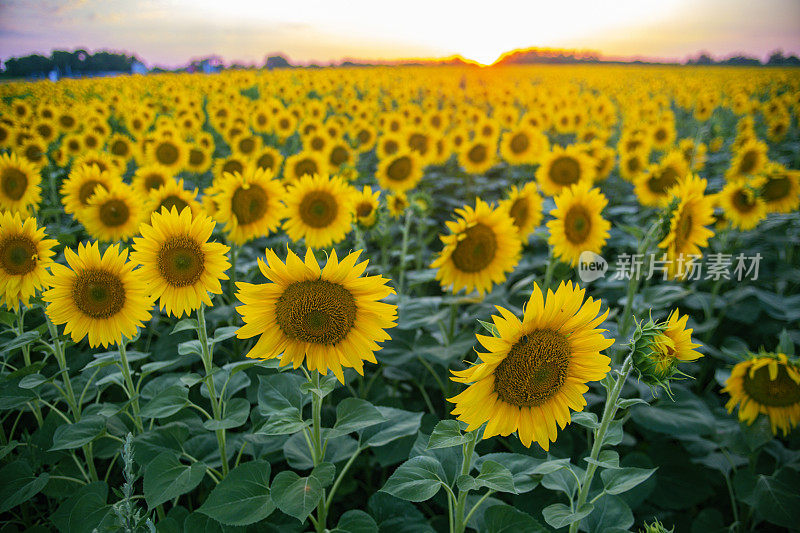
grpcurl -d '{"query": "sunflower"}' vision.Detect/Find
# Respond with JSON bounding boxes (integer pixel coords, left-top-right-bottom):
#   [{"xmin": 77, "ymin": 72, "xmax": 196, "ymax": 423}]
[
  {"xmin": 43, "ymin": 242, "xmax": 153, "ymax": 348},
  {"xmin": 459, "ymin": 139, "xmax": 496, "ymax": 175},
  {"xmin": 376, "ymin": 133, "xmax": 404, "ymax": 159},
  {"xmin": 755, "ymin": 163, "xmax": 800, "ymax": 214},
  {"xmin": 131, "ymin": 207, "xmax": 230, "ymax": 318},
  {"xmin": 386, "ymin": 192, "xmax": 409, "ymax": 218},
  {"xmin": 619, "ymin": 149, "xmax": 649, "ymax": 182},
  {"xmin": 186, "ymin": 145, "xmax": 213, "ymax": 174},
  {"xmin": 726, "ymin": 140, "xmax": 768, "ymax": 181},
  {"xmin": 213, "ymin": 168, "xmax": 285, "ymax": 245},
  {"xmin": 107, "ymin": 134, "xmax": 135, "ymax": 164},
  {"xmin": 499, "ymin": 181, "xmax": 543, "ymax": 242},
  {"xmin": 283, "ymin": 173, "xmax": 355, "ymax": 249},
  {"xmin": 62, "ymin": 134, "xmax": 84, "ymax": 157},
  {"xmin": 658, "ymin": 175, "xmax": 715, "ymax": 279},
  {"xmin": 536, "ymin": 145, "xmax": 595, "ymax": 197},
  {"xmin": 130, "ymin": 165, "xmax": 171, "ymax": 198},
  {"xmin": 82, "ymin": 183, "xmax": 145, "ymax": 242},
  {"xmin": 146, "ymin": 178, "xmax": 203, "ymax": 217},
  {"xmin": 722, "ymin": 353, "xmax": 800, "ymax": 436},
  {"xmin": 147, "ymin": 137, "xmax": 187, "ymax": 171},
  {"xmin": 233, "ymin": 135, "xmax": 262, "ymax": 157},
  {"xmin": 431, "ymin": 198, "xmax": 521, "ymax": 296},
  {"xmin": 547, "ymin": 183, "xmax": 610, "ymax": 267},
  {"xmin": 717, "ymin": 181, "xmax": 766, "ymax": 231},
  {"xmin": 73, "ymin": 151, "xmax": 121, "ymax": 175},
  {"xmin": 252, "ymin": 146, "xmax": 284, "ymax": 175},
  {"xmin": 500, "ymin": 127, "xmax": 548, "ymax": 165},
  {"xmin": 0, "ymin": 211, "xmax": 56, "ymax": 310},
  {"xmin": 449, "ymin": 281, "xmax": 613, "ymax": 449},
  {"xmin": 632, "ymin": 309, "xmax": 703, "ymax": 387},
  {"xmin": 284, "ymin": 151, "xmax": 328, "ymax": 183},
  {"xmin": 0, "ymin": 152, "xmax": 41, "ymax": 214},
  {"xmin": 376, "ymin": 151, "xmax": 424, "ymax": 193},
  {"xmin": 634, "ymin": 152, "xmax": 689, "ymax": 207},
  {"xmin": 20, "ymin": 139, "xmax": 47, "ymax": 167},
  {"xmin": 355, "ymin": 185, "xmax": 381, "ymax": 228},
  {"xmin": 213, "ymin": 154, "xmax": 250, "ymax": 182},
  {"xmin": 235, "ymin": 248, "xmax": 397, "ymax": 383}
]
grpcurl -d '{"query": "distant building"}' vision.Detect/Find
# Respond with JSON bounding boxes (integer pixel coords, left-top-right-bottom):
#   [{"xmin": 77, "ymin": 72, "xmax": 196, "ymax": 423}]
[{"xmin": 131, "ymin": 61, "xmax": 148, "ymax": 75}]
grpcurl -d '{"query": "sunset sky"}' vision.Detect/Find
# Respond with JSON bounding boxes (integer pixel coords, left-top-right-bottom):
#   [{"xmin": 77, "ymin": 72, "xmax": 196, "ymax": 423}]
[{"xmin": 1, "ymin": 0, "xmax": 799, "ymax": 67}]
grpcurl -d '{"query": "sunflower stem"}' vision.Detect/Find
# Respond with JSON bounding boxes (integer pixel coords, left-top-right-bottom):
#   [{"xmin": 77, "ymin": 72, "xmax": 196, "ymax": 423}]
[
  {"xmin": 618, "ymin": 222, "xmax": 658, "ymax": 341},
  {"xmin": 117, "ymin": 340, "xmax": 143, "ymax": 434},
  {"xmin": 397, "ymin": 208, "xmax": 413, "ymax": 297},
  {"xmin": 16, "ymin": 306, "xmax": 43, "ymax": 426},
  {"xmin": 197, "ymin": 303, "xmax": 229, "ymax": 477},
  {"xmin": 309, "ymin": 370, "xmax": 328, "ymax": 533},
  {"xmin": 452, "ymin": 434, "xmax": 477, "ymax": 533},
  {"xmin": 228, "ymin": 244, "xmax": 239, "ymax": 301},
  {"xmin": 542, "ymin": 251, "xmax": 557, "ymax": 293},
  {"xmin": 569, "ymin": 353, "xmax": 633, "ymax": 533}
]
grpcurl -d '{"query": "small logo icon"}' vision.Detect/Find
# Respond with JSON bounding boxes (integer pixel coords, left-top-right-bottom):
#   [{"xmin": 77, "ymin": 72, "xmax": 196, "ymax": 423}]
[{"xmin": 578, "ymin": 251, "xmax": 607, "ymax": 283}]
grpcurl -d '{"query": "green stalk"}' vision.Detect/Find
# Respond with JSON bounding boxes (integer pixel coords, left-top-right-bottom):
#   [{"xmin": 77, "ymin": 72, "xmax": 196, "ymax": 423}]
[
  {"xmin": 117, "ymin": 341, "xmax": 143, "ymax": 434},
  {"xmin": 15, "ymin": 307, "xmax": 42, "ymax": 425},
  {"xmin": 618, "ymin": 224, "xmax": 658, "ymax": 339},
  {"xmin": 452, "ymin": 435, "xmax": 477, "ymax": 533},
  {"xmin": 397, "ymin": 208, "xmax": 413, "ymax": 297},
  {"xmin": 197, "ymin": 304, "xmax": 229, "ymax": 476},
  {"xmin": 309, "ymin": 371, "xmax": 328, "ymax": 533},
  {"xmin": 569, "ymin": 354, "xmax": 633, "ymax": 533},
  {"xmin": 542, "ymin": 251, "xmax": 557, "ymax": 293}
]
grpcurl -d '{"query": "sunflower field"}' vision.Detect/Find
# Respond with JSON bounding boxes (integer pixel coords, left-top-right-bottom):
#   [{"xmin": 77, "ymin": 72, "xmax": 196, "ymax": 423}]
[{"xmin": 0, "ymin": 65, "xmax": 799, "ymax": 533}]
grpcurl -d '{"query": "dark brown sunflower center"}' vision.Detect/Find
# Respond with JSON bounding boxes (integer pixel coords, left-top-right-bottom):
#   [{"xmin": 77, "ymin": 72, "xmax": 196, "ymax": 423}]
[
  {"xmin": 655, "ymin": 128, "xmax": 667, "ymax": 142},
  {"xmin": 387, "ymin": 156, "xmax": 412, "ymax": 181},
  {"xmin": 648, "ymin": 167, "xmax": 680, "ymax": 195},
  {"xmin": 330, "ymin": 146, "xmax": 349, "ymax": 167},
  {"xmin": 0, "ymin": 235, "xmax": 37, "ymax": 275},
  {"xmin": 451, "ymin": 223, "xmax": 497, "ymax": 273},
  {"xmin": 189, "ymin": 148, "xmax": 205, "ymax": 166},
  {"xmin": 510, "ymin": 133, "xmax": 530, "ymax": 154},
  {"xmin": 238, "ymin": 138, "xmax": 256, "ymax": 154},
  {"xmin": 468, "ymin": 144, "xmax": 488, "ymax": 164},
  {"xmin": 299, "ymin": 191, "xmax": 338, "ymax": 228},
  {"xmin": 144, "ymin": 174, "xmax": 165, "ymax": 190},
  {"xmin": 223, "ymin": 160, "xmax": 244, "ymax": 175},
  {"xmin": 677, "ymin": 210, "xmax": 693, "ymax": 245},
  {"xmin": 158, "ymin": 236, "xmax": 205, "ymax": 287},
  {"xmin": 99, "ymin": 199, "xmax": 131, "ymax": 227},
  {"xmin": 1, "ymin": 167, "xmax": 28, "ymax": 201},
  {"xmin": 494, "ymin": 329, "xmax": 571, "ymax": 407},
  {"xmin": 86, "ymin": 160, "xmax": 109, "ymax": 173},
  {"xmin": 275, "ymin": 280, "xmax": 357, "ymax": 345},
  {"xmin": 626, "ymin": 156, "xmax": 641, "ymax": 174},
  {"xmin": 295, "ymin": 159, "xmax": 318, "ymax": 178},
  {"xmin": 155, "ymin": 143, "xmax": 179, "ymax": 166},
  {"xmin": 25, "ymin": 145, "xmax": 44, "ymax": 162},
  {"xmin": 732, "ymin": 190, "xmax": 756, "ymax": 213},
  {"xmin": 550, "ymin": 156, "xmax": 580, "ymax": 185},
  {"xmin": 739, "ymin": 151, "xmax": 757, "ymax": 175},
  {"xmin": 72, "ymin": 268, "xmax": 126, "ymax": 319},
  {"xmin": 111, "ymin": 140, "xmax": 129, "ymax": 156},
  {"xmin": 409, "ymin": 133, "xmax": 428, "ymax": 154},
  {"xmin": 357, "ymin": 130, "xmax": 371, "ymax": 144},
  {"xmin": 231, "ymin": 184, "xmax": 268, "ymax": 225},
  {"xmin": 383, "ymin": 140, "xmax": 399, "ymax": 155},
  {"xmin": 762, "ymin": 177, "xmax": 790, "ymax": 202},
  {"xmin": 564, "ymin": 205, "xmax": 591, "ymax": 243},
  {"xmin": 60, "ymin": 115, "xmax": 76, "ymax": 128},
  {"xmin": 356, "ymin": 201, "xmax": 373, "ymax": 218},
  {"xmin": 159, "ymin": 195, "xmax": 190, "ymax": 214},
  {"xmin": 256, "ymin": 153, "xmax": 275, "ymax": 171},
  {"xmin": 509, "ymin": 198, "xmax": 529, "ymax": 229},
  {"xmin": 742, "ymin": 364, "xmax": 800, "ymax": 407}
]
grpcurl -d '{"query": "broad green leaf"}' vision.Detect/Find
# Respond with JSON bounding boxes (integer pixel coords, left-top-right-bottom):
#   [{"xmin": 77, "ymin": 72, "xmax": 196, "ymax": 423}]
[
  {"xmin": 582, "ymin": 494, "xmax": 634, "ymax": 532},
  {"xmin": 256, "ymin": 410, "xmax": 309, "ymax": 436},
  {"xmin": 18, "ymin": 373, "xmax": 47, "ymax": 389},
  {"xmin": 476, "ymin": 453, "xmax": 543, "ymax": 493},
  {"xmin": 203, "ymin": 397, "xmax": 250, "ymax": 430},
  {"xmin": 584, "ymin": 449, "xmax": 620, "ymax": 470},
  {"xmin": 478, "ymin": 319, "xmax": 500, "ymax": 337},
  {"xmin": 51, "ymin": 482, "xmax": 111, "ymax": 533},
  {"xmin": 327, "ymin": 398, "xmax": 387, "ymax": 438},
  {"xmin": 427, "ymin": 420, "xmax": 469, "ymax": 449},
  {"xmin": 630, "ymin": 390, "xmax": 715, "ymax": 436},
  {"xmin": 141, "ymin": 385, "xmax": 189, "ymax": 419},
  {"xmin": 361, "ymin": 407, "xmax": 423, "ymax": 448},
  {"xmin": 456, "ymin": 474, "xmax": 477, "ymax": 492},
  {"xmin": 331, "ymin": 509, "xmax": 378, "ymax": 533},
  {"xmin": 197, "ymin": 461, "xmax": 275, "ymax": 526},
  {"xmin": 483, "ymin": 505, "xmax": 548, "ymax": 533},
  {"xmin": 542, "ymin": 502, "xmax": 594, "ymax": 529},
  {"xmin": 531, "ymin": 458, "xmax": 570, "ymax": 475},
  {"xmin": 746, "ymin": 469, "xmax": 800, "ymax": 528},
  {"xmin": 617, "ymin": 398, "xmax": 649, "ymax": 409},
  {"xmin": 571, "ymin": 411, "xmax": 599, "ymax": 429},
  {"xmin": 601, "ymin": 466, "xmax": 657, "ymax": 495},
  {"xmin": 257, "ymin": 374, "xmax": 306, "ymax": 415},
  {"xmin": 144, "ymin": 452, "xmax": 207, "ymax": 509},
  {"xmin": 178, "ymin": 339, "xmax": 203, "ymax": 357},
  {"xmin": 270, "ymin": 470, "xmax": 323, "ymax": 522},
  {"xmin": 0, "ymin": 461, "xmax": 50, "ymax": 514},
  {"xmin": 474, "ymin": 460, "xmax": 516, "ymax": 493},
  {"xmin": 171, "ymin": 318, "xmax": 198, "ymax": 334},
  {"xmin": 311, "ymin": 462, "xmax": 336, "ymax": 488},
  {"xmin": 380, "ymin": 456, "xmax": 446, "ymax": 502},
  {"xmin": 133, "ymin": 422, "xmax": 188, "ymax": 466},
  {"xmin": 51, "ymin": 415, "xmax": 106, "ymax": 450},
  {"xmin": 367, "ymin": 492, "xmax": 435, "ymax": 533},
  {"xmin": 211, "ymin": 326, "xmax": 238, "ymax": 344}
]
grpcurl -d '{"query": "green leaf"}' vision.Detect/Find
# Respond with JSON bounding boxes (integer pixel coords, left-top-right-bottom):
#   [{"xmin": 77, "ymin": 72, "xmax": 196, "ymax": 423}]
[
  {"xmin": 427, "ymin": 419, "xmax": 469, "ymax": 449},
  {"xmin": 542, "ymin": 502, "xmax": 594, "ymax": 529},
  {"xmin": 367, "ymin": 492, "xmax": 435, "ymax": 533},
  {"xmin": 601, "ymin": 466, "xmax": 657, "ymax": 495},
  {"xmin": 380, "ymin": 456, "xmax": 446, "ymax": 502},
  {"xmin": 474, "ymin": 460, "xmax": 516, "ymax": 493},
  {"xmin": 327, "ymin": 398, "xmax": 387, "ymax": 438},
  {"xmin": 183, "ymin": 512, "xmax": 226, "ymax": 532},
  {"xmin": 178, "ymin": 339, "xmax": 203, "ymax": 357},
  {"xmin": 0, "ymin": 461, "xmax": 50, "ymax": 514},
  {"xmin": 456, "ymin": 474, "xmax": 477, "ymax": 492},
  {"xmin": 604, "ymin": 418, "xmax": 624, "ymax": 446},
  {"xmin": 311, "ymin": 462, "xmax": 336, "ymax": 488},
  {"xmin": 746, "ymin": 469, "xmax": 800, "ymax": 528},
  {"xmin": 197, "ymin": 461, "xmax": 275, "ymax": 526},
  {"xmin": 331, "ymin": 509, "xmax": 379, "ymax": 533},
  {"xmin": 203, "ymin": 397, "xmax": 250, "ymax": 430},
  {"xmin": 617, "ymin": 398, "xmax": 649, "ymax": 409},
  {"xmin": 361, "ymin": 407, "xmax": 423, "ymax": 448},
  {"xmin": 141, "ymin": 385, "xmax": 189, "ymax": 419},
  {"xmin": 51, "ymin": 482, "xmax": 111, "ymax": 533},
  {"xmin": 476, "ymin": 453, "xmax": 543, "ymax": 493},
  {"xmin": 257, "ymin": 374, "xmax": 306, "ymax": 415},
  {"xmin": 51, "ymin": 415, "xmax": 106, "ymax": 450},
  {"xmin": 18, "ymin": 373, "xmax": 48, "ymax": 389},
  {"xmin": 211, "ymin": 326, "xmax": 239, "ymax": 344},
  {"xmin": 582, "ymin": 494, "xmax": 634, "ymax": 532},
  {"xmin": 630, "ymin": 390, "xmax": 715, "ymax": 436},
  {"xmin": 0, "ymin": 330, "xmax": 40, "ymax": 356},
  {"xmin": 133, "ymin": 422, "xmax": 188, "ymax": 466},
  {"xmin": 483, "ymin": 505, "xmax": 548, "ymax": 533},
  {"xmin": 171, "ymin": 318, "xmax": 198, "ymax": 334},
  {"xmin": 531, "ymin": 458, "xmax": 570, "ymax": 475},
  {"xmin": 571, "ymin": 411, "xmax": 599, "ymax": 429},
  {"xmin": 300, "ymin": 373, "xmax": 338, "ymax": 399},
  {"xmin": 270, "ymin": 470, "xmax": 323, "ymax": 522},
  {"xmin": 584, "ymin": 449, "xmax": 620, "ymax": 470},
  {"xmin": 776, "ymin": 329, "xmax": 795, "ymax": 355},
  {"xmin": 144, "ymin": 453, "xmax": 207, "ymax": 509},
  {"xmin": 478, "ymin": 319, "xmax": 500, "ymax": 337},
  {"xmin": 256, "ymin": 410, "xmax": 309, "ymax": 436}
]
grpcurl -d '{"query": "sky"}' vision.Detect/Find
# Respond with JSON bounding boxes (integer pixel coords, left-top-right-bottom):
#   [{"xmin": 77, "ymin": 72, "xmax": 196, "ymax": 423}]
[{"xmin": 1, "ymin": 0, "xmax": 799, "ymax": 67}]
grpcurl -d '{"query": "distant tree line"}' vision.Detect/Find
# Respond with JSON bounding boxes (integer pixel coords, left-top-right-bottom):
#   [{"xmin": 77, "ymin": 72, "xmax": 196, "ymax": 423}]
[{"xmin": 1, "ymin": 49, "xmax": 141, "ymax": 78}]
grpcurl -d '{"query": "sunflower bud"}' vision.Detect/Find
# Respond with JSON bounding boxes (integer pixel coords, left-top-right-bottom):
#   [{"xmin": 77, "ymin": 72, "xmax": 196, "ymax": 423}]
[{"xmin": 640, "ymin": 519, "xmax": 674, "ymax": 533}]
